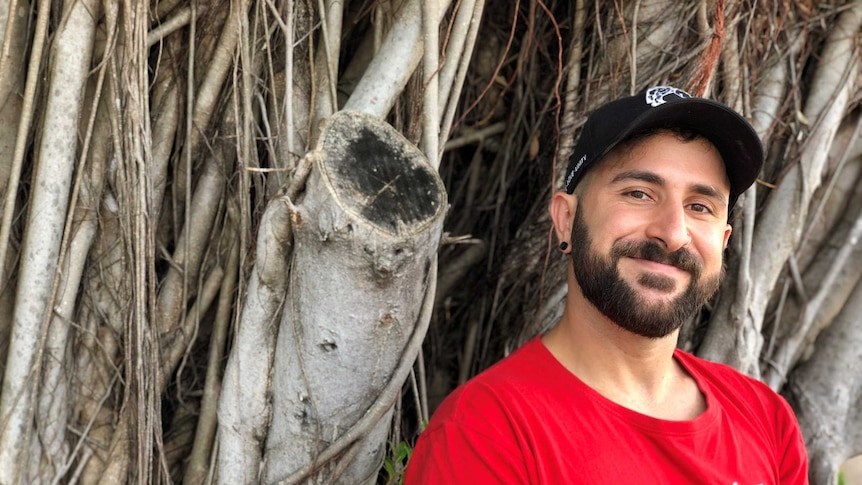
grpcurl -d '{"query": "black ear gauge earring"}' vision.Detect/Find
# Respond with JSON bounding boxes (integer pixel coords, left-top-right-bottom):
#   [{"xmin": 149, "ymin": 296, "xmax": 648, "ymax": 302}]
[{"xmin": 559, "ymin": 241, "xmax": 569, "ymax": 252}]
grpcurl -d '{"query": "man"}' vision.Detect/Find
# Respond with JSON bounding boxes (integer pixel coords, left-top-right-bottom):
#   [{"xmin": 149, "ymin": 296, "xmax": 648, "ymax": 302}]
[{"xmin": 405, "ymin": 86, "xmax": 809, "ymax": 483}]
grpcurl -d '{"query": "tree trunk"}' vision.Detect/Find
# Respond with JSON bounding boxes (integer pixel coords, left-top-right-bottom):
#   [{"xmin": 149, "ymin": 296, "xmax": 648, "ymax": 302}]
[
  {"xmin": 259, "ymin": 111, "xmax": 445, "ymax": 484},
  {"xmin": 0, "ymin": 0, "xmax": 100, "ymax": 480}
]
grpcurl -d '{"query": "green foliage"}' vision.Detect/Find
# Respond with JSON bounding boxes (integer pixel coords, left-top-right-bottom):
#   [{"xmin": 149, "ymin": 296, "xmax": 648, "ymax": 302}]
[
  {"xmin": 838, "ymin": 470, "xmax": 845, "ymax": 485},
  {"xmin": 382, "ymin": 440, "xmax": 413, "ymax": 485}
]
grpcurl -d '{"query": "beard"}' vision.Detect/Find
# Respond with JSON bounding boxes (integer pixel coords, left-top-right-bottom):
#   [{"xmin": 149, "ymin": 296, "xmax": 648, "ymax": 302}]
[{"xmin": 569, "ymin": 208, "xmax": 722, "ymax": 339}]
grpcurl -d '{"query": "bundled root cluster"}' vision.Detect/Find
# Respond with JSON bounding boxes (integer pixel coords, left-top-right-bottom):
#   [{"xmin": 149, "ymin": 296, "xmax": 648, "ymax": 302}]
[{"xmin": 0, "ymin": 0, "xmax": 859, "ymax": 483}]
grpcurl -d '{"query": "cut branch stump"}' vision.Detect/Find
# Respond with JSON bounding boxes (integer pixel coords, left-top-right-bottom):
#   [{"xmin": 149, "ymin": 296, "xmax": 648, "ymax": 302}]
[{"xmin": 263, "ymin": 110, "xmax": 446, "ymax": 484}]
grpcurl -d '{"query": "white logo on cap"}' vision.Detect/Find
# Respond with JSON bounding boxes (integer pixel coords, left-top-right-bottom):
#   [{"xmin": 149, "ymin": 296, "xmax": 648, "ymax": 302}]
[
  {"xmin": 573, "ymin": 154, "xmax": 587, "ymax": 173},
  {"xmin": 645, "ymin": 86, "xmax": 691, "ymax": 107},
  {"xmin": 566, "ymin": 154, "xmax": 586, "ymax": 188}
]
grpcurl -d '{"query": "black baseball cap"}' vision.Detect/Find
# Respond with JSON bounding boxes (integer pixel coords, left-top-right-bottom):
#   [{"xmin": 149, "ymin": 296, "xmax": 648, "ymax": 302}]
[{"xmin": 564, "ymin": 86, "xmax": 763, "ymax": 209}]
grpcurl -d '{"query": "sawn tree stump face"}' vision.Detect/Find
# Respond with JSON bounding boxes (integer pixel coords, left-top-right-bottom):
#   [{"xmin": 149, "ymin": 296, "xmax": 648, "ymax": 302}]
[
  {"xmin": 264, "ymin": 110, "xmax": 447, "ymax": 484},
  {"xmin": 323, "ymin": 123, "xmax": 444, "ymax": 234}
]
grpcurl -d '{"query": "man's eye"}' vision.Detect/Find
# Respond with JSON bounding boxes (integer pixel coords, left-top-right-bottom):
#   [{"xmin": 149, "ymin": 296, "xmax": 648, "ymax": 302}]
[
  {"xmin": 690, "ymin": 203, "xmax": 712, "ymax": 214},
  {"xmin": 626, "ymin": 190, "xmax": 649, "ymax": 200}
]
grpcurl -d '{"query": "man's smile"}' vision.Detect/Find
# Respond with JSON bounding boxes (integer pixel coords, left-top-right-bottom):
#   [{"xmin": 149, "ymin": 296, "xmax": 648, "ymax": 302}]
[{"xmin": 627, "ymin": 256, "xmax": 689, "ymax": 276}]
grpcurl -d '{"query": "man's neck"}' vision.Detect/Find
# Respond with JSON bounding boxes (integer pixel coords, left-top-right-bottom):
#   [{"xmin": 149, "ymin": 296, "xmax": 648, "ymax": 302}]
[{"xmin": 542, "ymin": 296, "xmax": 705, "ymax": 420}]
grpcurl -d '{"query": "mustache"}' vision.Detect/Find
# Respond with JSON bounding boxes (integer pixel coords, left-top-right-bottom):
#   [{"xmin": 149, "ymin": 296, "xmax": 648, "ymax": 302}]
[{"xmin": 611, "ymin": 240, "xmax": 702, "ymax": 275}]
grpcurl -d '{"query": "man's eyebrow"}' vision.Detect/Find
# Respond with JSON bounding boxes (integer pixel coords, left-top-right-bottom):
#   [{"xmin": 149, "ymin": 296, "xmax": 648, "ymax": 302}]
[
  {"xmin": 610, "ymin": 170, "xmax": 664, "ymax": 186},
  {"xmin": 610, "ymin": 170, "xmax": 728, "ymax": 204},
  {"xmin": 690, "ymin": 183, "xmax": 727, "ymax": 204}
]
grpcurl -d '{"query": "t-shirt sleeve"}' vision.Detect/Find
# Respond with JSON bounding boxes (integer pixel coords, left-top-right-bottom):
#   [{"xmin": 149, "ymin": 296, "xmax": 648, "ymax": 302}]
[
  {"xmin": 404, "ymin": 420, "xmax": 529, "ymax": 484},
  {"xmin": 776, "ymin": 397, "xmax": 809, "ymax": 484}
]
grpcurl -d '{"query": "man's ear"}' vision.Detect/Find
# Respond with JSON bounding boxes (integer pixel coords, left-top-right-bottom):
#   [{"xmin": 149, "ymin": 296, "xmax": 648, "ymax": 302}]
[
  {"xmin": 722, "ymin": 223, "xmax": 732, "ymax": 250},
  {"xmin": 549, "ymin": 191, "xmax": 578, "ymax": 249}
]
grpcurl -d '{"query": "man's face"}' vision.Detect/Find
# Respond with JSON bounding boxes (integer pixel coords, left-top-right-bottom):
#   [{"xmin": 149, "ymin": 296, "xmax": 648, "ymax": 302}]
[
  {"xmin": 568, "ymin": 131, "xmax": 732, "ymax": 339},
  {"xmin": 569, "ymin": 207, "xmax": 723, "ymax": 338}
]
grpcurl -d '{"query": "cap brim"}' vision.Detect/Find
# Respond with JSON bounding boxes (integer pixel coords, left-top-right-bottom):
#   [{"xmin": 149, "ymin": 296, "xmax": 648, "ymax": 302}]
[{"xmin": 603, "ymin": 100, "xmax": 763, "ymax": 205}]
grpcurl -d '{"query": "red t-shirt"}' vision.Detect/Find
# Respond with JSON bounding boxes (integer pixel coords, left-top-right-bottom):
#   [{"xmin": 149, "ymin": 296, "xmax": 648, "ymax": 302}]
[{"xmin": 405, "ymin": 338, "xmax": 808, "ymax": 484}]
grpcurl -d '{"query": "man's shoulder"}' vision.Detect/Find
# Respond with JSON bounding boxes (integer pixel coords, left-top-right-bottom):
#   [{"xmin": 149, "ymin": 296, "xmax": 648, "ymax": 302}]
[
  {"xmin": 425, "ymin": 338, "xmax": 552, "ymax": 429},
  {"xmin": 675, "ymin": 349, "xmax": 770, "ymax": 389},
  {"xmin": 476, "ymin": 337, "xmax": 549, "ymax": 380},
  {"xmin": 674, "ymin": 349, "xmax": 795, "ymax": 419},
  {"xmin": 673, "ymin": 349, "xmax": 808, "ymax": 479},
  {"xmin": 406, "ymin": 340, "xmax": 565, "ymax": 483}
]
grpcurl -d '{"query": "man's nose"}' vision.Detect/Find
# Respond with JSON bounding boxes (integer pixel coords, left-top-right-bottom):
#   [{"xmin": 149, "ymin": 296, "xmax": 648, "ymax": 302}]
[{"xmin": 644, "ymin": 202, "xmax": 690, "ymax": 252}]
